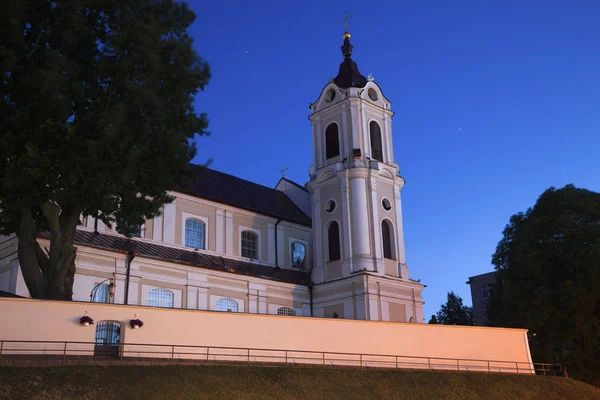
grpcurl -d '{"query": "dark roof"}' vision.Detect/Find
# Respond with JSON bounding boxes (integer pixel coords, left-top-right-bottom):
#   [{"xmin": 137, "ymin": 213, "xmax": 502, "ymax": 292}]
[
  {"xmin": 0, "ymin": 290, "xmax": 24, "ymax": 298},
  {"xmin": 177, "ymin": 165, "xmax": 311, "ymax": 227},
  {"xmin": 41, "ymin": 231, "xmax": 311, "ymax": 286},
  {"xmin": 333, "ymin": 35, "xmax": 367, "ymax": 89}
]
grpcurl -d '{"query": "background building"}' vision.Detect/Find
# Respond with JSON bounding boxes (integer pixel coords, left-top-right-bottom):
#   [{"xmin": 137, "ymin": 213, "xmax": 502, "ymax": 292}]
[{"xmin": 466, "ymin": 271, "xmax": 496, "ymax": 326}]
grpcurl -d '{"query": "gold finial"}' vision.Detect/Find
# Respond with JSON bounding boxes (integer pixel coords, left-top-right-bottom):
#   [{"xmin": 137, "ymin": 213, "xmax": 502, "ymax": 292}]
[{"xmin": 340, "ymin": 11, "xmax": 353, "ymax": 38}]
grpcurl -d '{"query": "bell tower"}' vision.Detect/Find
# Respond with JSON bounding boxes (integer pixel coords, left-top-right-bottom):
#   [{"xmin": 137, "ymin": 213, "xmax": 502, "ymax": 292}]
[{"xmin": 307, "ymin": 26, "xmax": 424, "ymax": 323}]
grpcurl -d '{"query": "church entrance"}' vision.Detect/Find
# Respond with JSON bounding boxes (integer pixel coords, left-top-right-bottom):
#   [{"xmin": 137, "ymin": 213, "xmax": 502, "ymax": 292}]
[{"xmin": 94, "ymin": 321, "xmax": 121, "ymax": 357}]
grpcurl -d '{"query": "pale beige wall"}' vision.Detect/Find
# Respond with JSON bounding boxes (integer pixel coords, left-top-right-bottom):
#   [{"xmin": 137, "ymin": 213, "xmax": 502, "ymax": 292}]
[
  {"xmin": 0, "ymin": 298, "xmax": 533, "ymax": 372},
  {"xmin": 384, "ymin": 259, "xmax": 397, "ymax": 276}
]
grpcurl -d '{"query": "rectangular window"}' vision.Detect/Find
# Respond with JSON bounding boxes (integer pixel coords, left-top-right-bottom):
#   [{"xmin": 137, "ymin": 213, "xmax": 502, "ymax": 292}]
[{"xmin": 241, "ymin": 231, "xmax": 258, "ymax": 259}]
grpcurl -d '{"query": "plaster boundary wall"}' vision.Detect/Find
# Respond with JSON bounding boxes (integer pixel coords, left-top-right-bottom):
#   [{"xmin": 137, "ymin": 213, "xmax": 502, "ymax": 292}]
[{"xmin": 0, "ymin": 298, "xmax": 533, "ymax": 373}]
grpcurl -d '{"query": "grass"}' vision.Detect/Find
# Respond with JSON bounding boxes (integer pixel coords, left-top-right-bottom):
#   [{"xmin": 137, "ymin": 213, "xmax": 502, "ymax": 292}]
[{"xmin": 0, "ymin": 364, "xmax": 599, "ymax": 400}]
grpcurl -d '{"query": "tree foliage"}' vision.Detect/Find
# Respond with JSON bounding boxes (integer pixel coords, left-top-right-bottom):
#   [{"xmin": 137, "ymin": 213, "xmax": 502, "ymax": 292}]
[
  {"xmin": 0, "ymin": 0, "xmax": 210, "ymax": 300},
  {"xmin": 428, "ymin": 315, "xmax": 438, "ymax": 324},
  {"xmin": 487, "ymin": 185, "xmax": 600, "ymax": 386},
  {"xmin": 435, "ymin": 291, "xmax": 474, "ymax": 326}
]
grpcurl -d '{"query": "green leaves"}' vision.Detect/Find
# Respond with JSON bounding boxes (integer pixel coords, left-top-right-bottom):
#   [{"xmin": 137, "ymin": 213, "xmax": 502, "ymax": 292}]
[
  {"xmin": 435, "ymin": 291, "xmax": 474, "ymax": 326},
  {"xmin": 487, "ymin": 185, "xmax": 600, "ymax": 386},
  {"xmin": 0, "ymin": 0, "xmax": 210, "ymax": 297}
]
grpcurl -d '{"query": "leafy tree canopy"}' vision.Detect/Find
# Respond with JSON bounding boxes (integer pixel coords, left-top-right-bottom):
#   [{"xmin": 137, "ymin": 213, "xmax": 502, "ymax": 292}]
[
  {"xmin": 435, "ymin": 291, "xmax": 474, "ymax": 326},
  {"xmin": 428, "ymin": 315, "xmax": 438, "ymax": 324},
  {"xmin": 487, "ymin": 185, "xmax": 600, "ymax": 386},
  {"xmin": 0, "ymin": 0, "xmax": 210, "ymax": 300}
]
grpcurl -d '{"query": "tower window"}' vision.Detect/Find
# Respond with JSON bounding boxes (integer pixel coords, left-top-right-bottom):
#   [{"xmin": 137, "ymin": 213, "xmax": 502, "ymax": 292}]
[
  {"xmin": 368, "ymin": 88, "xmax": 378, "ymax": 101},
  {"xmin": 327, "ymin": 221, "xmax": 341, "ymax": 262},
  {"xmin": 370, "ymin": 121, "xmax": 383, "ymax": 162},
  {"xmin": 382, "ymin": 198, "xmax": 392, "ymax": 211},
  {"xmin": 382, "ymin": 220, "xmax": 394, "ymax": 260},
  {"xmin": 325, "ymin": 123, "xmax": 340, "ymax": 160},
  {"xmin": 241, "ymin": 230, "xmax": 258, "ymax": 259},
  {"xmin": 325, "ymin": 89, "xmax": 336, "ymax": 102},
  {"xmin": 325, "ymin": 200, "xmax": 336, "ymax": 213}
]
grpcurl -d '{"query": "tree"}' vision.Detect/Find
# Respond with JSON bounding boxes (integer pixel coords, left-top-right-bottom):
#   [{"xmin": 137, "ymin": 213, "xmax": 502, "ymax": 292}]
[
  {"xmin": 487, "ymin": 185, "xmax": 600, "ymax": 386},
  {"xmin": 428, "ymin": 315, "xmax": 438, "ymax": 324},
  {"xmin": 0, "ymin": 0, "xmax": 210, "ymax": 300},
  {"xmin": 435, "ymin": 291, "xmax": 474, "ymax": 326}
]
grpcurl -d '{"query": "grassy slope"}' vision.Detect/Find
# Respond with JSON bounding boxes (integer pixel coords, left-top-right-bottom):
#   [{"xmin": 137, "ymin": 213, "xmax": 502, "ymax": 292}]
[{"xmin": 0, "ymin": 365, "xmax": 599, "ymax": 400}]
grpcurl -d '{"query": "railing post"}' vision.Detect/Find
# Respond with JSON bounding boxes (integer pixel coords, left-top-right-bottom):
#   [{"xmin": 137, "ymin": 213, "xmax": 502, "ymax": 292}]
[
  {"xmin": 322, "ymin": 352, "xmax": 325, "ymax": 366},
  {"xmin": 487, "ymin": 360, "xmax": 491, "ymax": 373},
  {"xmin": 248, "ymin": 349, "xmax": 250, "ymax": 365},
  {"xmin": 428, "ymin": 358, "xmax": 431, "ymax": 371},
  {"xmin": 171, "ymin": 345, "xmax": 175, "ymax": 360},
  {"xmin": 0, "ymin": 341, "xmax": 3, "ymax": 358},
  {"xmin": 516, "ymin": 362, "xmax": 519, "ymax": 374},
  {"xmin": 285, "ymin": 350, "xmax": 288, "ymax": 365},
  {"xmin": 543, "ymin": 364, "xmax": 546, "ymax": 376},
  {"xmin": 395, "ymin": 356, "xmax": 398, "ymax": 369},
  {"xmin": 206, "ymin": 347, "xmax": 210, "ymax": 363},
  {"xmin": 457, "ymin": 359, "xmax": 460, "ymax": 371},
  {"xmin": 63, "ymin": 342, "xmax": 67, "ymax": 359}
]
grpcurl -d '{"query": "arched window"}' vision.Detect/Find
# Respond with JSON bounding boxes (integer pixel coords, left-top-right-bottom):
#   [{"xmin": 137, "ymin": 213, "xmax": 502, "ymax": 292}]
[
  {"xmin": 148, "ymin": 288, "xmax": 174, "ymax": 308},
  {"xmin": 277, "ymin": 307, "xmax": 296, "ymax": 316},
  {"xmin": 216, "ymin": 298, "xmax": 239, "ymax": 312},
  {"xmin": 291, "ymin": 241, "xmax": 306, "ymax": 269},
  {"xmin": 381, "ymin": 220, "xmax": 394, "ymax": 260},
  {"xmin": 241, "ymin": 230, "xmax": 258, "ymax": 259},
  {"xmin": 370, "ymin": 121, "xmax": 383, "ymax": 162},
  {"xmin": 328, "ymin": 221, "xmax": 341, "ymax": 262},
  {"xmin": 325, "ymin": 123, "xmax": 340, "ymax": 159},
  {"xmin": 185, "ymin": 218, "xmax": 205, "ymax": 249}
]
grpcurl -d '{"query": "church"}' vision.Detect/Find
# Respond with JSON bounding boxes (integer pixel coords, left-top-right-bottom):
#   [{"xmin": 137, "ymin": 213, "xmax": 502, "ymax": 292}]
[{"xmin": 0, "ymin": 29, "xmax": 425, "ymax": 323}]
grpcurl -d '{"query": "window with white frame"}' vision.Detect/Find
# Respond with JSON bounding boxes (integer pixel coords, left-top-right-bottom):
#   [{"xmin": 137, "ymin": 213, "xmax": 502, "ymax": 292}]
[
  {"xmin": 216, "ymin": 298, "xmax": 239, "ymax": 312},
  {"xmin": 291, "ymin": 241, "xmax": 306, "ymax": 269},
  {"xmin": 92, "ymin": 284, "xmax": 109, "ymax": 303},
  {"xmin": 241, "ymin": 230, "xmax": 258, "ymax": 259},
  {"xmin": 185, "ymin": 218, "xmax": 205, "ymax": 249},
  {"xmin": 148, "ymin": 288, "xmax": 174, "ymax": 308},
  {"xmin": 277, "ymin": 307, "xmax": 296, "ymax": 316}
]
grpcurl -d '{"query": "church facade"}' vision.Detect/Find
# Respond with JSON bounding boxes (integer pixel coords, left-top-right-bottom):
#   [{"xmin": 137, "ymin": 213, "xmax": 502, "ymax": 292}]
[{"xmin": 0, "ymin": 30, "xmax": 425, "ymax": 323}]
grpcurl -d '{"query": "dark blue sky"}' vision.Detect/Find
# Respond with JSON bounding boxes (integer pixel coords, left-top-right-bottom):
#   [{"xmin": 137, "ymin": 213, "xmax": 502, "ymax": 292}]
[{"xmin": 188, "ymin": 0, "xmax": 600, "ymax": 318}]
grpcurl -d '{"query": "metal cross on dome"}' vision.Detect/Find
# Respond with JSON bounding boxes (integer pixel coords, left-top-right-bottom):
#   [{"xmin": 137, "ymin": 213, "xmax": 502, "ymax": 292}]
[{"xmin": 340, "ymin": 11, "xmax": 353, "ymax": 31}]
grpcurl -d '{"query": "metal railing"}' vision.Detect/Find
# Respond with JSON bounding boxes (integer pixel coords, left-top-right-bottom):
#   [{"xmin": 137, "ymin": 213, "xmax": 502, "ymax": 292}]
[{"xmin": 0, "ymin": 340, "xmax": 567, "ymax": 377}]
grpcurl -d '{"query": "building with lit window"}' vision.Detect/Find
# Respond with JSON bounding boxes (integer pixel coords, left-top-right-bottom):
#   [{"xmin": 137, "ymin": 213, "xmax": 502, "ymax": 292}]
[{"xmin": 0, "ymin": 30, "xmax": 425, "ymax": 323}]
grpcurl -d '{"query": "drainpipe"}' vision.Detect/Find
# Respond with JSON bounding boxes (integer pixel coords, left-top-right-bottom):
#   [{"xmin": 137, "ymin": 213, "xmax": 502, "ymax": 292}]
[
  {"xmin": 124, "ymin": 252, "xmax": 135, "ymax": 305},
  {"xmin": 274, "ymin": 219, "xmax": 282, "ymax": 268}
]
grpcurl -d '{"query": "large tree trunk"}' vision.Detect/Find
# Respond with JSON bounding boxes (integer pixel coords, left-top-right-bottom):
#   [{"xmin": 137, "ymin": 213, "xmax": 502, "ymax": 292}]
[{"xmin": 16, "ymin": 199, "xmax": 81, "ymax": 300}]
